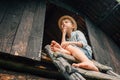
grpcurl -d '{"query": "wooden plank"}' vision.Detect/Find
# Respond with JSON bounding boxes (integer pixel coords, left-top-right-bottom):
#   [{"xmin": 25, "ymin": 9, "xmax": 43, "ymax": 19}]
[
  {"xmin": 85, "ymin": 18, "xmax": 120, "ymax": 74},
  {"xmin": 11, "ymin": 1, "xmax": 36, "ymax": 56},
  {"xmin": 0, "ymin": 1, "xmax": 8, "ymax": 23},
  {"xmin": 0, "ymin": 1, "xmax": 25, "ymax": 53},
  {"xmin": 0, "ymin": 58, "xmax": 61, "ymax": 80},
  {"xmin": 0, "ymin": 1, "xmax": 8, "ymax": 52},
  {"xmin": 98, "ymin": 4, "xmax": 120, "ymax": 48},
  {"xmin": 49, "ymin": 0, "xmax": 84, "ymax": 17},
  {"xmin": 84, "ymin": 0, "xmax": 117, "ymax": 23},
  {"xmin": 45, "ymin": 45, "xmax": 120, "ymax": 80},
  {"xmin": 26, "ymin": 0, "xmax": 46, "ymax": 60},
  {"xmin": 0, "ymin": 69, "xmax": 56, "ymax": 80},
  {"xmin": 45, "ymin": 45, "xmax": 86, "ymax": 80}
]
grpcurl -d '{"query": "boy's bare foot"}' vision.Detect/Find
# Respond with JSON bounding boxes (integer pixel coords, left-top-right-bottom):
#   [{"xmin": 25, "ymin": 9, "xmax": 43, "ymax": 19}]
[
  {"xmin": 52, "ymin": 40, "xmax": 61, "ymax": 49},
  {"xmin": 50, "ymin": 40, "xmax": 62, "ymax": 52},
  {"xmin": 50, "ymin": 40, "xmax": 71, "ymax": 54},
  {"xmin": 50, "ymin": 42, "xmax": 55, "ymax": 52},
  {"xmin": 72, "ymin": 61, "xmax": 99, "ymax": 72}
]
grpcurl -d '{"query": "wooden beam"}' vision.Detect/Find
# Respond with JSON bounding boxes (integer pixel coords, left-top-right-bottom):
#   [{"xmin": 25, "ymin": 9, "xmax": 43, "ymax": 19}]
[
  {"xmin": 0, "ymin": 59, "xmax": 62, "ymax": 79},
  {"xmin": 48, "ymin": 0, "xmax": 84, "ymax": 17},
  {"xmin": 44, "ymin": 45, "xmax": 120, "ymax": 80}
]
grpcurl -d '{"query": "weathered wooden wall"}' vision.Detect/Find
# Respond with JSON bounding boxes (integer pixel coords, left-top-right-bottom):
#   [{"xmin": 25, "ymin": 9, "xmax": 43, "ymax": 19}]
[
  {"xmin": 79, "ymin": 0, "xmax": 119, "ymax": 37},
  {"xmin": 82, "ymin": 0, "xmax": 120, "ymax": 49},
  {"xmin": 99, "ymin": 4, "xmax": 120, "ymax": 48},
  {"xmin": 86, "ymin": 18, "xmax": 120, "ymax": 74},
  {"xmin": 0, "ymin": 0, "xmax": 46, "ymax": 60}
]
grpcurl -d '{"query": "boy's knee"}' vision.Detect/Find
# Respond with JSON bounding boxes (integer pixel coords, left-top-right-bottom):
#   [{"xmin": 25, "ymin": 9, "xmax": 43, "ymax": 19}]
[{"xmin": 65, "ymin": 45, "xmax": 72, "ymax": 50}]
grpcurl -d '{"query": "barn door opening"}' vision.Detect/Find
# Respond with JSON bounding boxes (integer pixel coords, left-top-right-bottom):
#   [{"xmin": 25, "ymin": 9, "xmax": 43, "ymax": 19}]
[{"xmin": 42, "ymin": 2, "xmax": 93, "ymax": 58}]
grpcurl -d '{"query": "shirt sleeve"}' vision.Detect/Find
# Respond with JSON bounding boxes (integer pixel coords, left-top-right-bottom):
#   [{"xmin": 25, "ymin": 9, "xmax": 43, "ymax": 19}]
[{"xmin": 76, "ymin": 30, "xmax": 88, "ymax": 48}]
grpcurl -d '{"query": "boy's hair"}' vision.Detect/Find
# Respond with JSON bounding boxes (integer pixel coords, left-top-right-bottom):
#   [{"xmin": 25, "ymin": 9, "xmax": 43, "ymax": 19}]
[{"xmin": 58, "ymin": 15, "xmax": 77, "ymax": 31}]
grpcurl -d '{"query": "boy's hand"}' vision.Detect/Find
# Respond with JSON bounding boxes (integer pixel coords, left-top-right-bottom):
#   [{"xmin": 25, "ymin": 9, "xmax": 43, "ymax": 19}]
[
  {"xmin": 61, "ymin": 25, "xmax": 67, "ymax": 34},
  {"xmin": 61, "ymin": 41, "xmax": 70, "ymax": 49}
]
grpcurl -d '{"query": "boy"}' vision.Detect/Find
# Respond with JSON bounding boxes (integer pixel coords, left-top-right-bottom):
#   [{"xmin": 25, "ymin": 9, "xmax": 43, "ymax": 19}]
[{"xmin": 50, "ymin": 15, "xmax": 99, "ymax": 71}]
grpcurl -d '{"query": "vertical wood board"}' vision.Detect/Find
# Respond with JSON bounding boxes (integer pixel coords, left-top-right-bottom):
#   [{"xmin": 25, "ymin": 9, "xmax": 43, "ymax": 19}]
[
  {"xmin": 11, "ymin": 1, "xmax": 36, "ymax": 56},
  {"xmin": 86, "ymin": 18, "xmax": 120, "ymax": 74},
  {"xmin": 0, "ymin": 1, "xmax": 25, "ymax": 53},
  {"xmin": 26, "ymin": 0, "xmax": 46, "ymax": 60}
]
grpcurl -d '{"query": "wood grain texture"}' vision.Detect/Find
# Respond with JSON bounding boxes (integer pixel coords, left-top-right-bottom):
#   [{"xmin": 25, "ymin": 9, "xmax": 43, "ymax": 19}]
[
  {"xmin": 26, "ymin": 0, "xmax": 46, "ymax": 60},
  {"xmin": 11, "ymin": 0, "xmax": 36, "ymax": 56},
  {"xmin": 86, "ymin": 18, "xmax": 120, "ymax": 74},
  {"xmin": 0, "ymin": 1, "xmax": 25, "ymax": 53}
]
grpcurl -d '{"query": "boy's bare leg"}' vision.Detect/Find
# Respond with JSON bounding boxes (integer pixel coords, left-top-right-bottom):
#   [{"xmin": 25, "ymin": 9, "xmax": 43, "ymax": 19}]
[
  {"xmin": 65, "ymin": 45, "xmax": 99, "ymax": 71},
  {"xmin": 50, "ymin": 40, "xmax": 99, "ymax": 71},
  {"xmin": 72, "ymin": 62, "xmax": 99, "ymax": 71}
]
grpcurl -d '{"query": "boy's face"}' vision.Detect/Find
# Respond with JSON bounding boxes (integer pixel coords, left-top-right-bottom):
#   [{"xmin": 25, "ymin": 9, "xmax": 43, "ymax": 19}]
[{"xmin": 60, "ymin": 19, "xmax": 74, "ymax": 31}]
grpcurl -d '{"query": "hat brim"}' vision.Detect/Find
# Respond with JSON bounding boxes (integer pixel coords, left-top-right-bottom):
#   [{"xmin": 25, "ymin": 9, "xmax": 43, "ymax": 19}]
[{"xmin": 58, "ymin": 15, "xmax": 77, "ymax": 31}]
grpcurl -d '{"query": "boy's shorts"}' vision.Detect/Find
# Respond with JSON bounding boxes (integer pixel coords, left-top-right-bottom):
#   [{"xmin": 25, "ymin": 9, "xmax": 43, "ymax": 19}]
[
  {"xmin": 73, "ymin": 45, "xmax": 92, "ymax": 60},
  {"xmin": 79, "ymin": 48, "xmax": 92, "ymax": 60}
]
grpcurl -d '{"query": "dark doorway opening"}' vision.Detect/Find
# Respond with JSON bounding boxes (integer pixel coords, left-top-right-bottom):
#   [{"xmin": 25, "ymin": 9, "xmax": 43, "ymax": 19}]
[{"xmin": 42, "ymin": 2, "xmax": 91, "ymax": 51}]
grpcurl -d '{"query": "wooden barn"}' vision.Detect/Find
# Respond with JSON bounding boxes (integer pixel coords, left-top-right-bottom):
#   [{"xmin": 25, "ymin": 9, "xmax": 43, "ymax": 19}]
[{"xmin": 0, "ymin": 0, "xmax": 120, "ymax": 80}]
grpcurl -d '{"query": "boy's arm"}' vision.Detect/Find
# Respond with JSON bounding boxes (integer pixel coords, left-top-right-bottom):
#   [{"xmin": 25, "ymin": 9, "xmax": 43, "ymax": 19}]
[
  {"xmin": 69, "ymin": 41, "xmax": 83, "ymax": 48},
  {"xmin": 61, "ymin": 32, "xmax": 66, "ymax": 42},
  {"xmin": 61, "ymin": 27, "xmax": 67, "ymax": 42}
]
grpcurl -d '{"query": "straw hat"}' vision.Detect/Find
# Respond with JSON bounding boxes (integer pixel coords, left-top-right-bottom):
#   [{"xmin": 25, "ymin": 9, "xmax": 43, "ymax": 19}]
[{"xmin": 58, "ymin": 15, "xmax": 77, "ymax": 31}]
